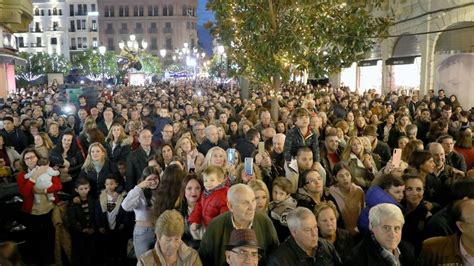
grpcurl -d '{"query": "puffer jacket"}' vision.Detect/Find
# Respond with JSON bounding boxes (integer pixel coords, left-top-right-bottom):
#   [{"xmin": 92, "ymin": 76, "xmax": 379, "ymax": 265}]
[
  {"xmin": 357, "ymin": 186, "xmax": 401, "ymax": 233},
  {"xmin": 188, "ymin": 186, "xmax": 228, "ymax": 227}
]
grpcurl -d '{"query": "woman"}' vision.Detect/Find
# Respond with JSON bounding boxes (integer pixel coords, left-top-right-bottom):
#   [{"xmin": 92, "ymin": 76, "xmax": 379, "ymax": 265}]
[
  {"xmin": 34, "ymin": 132, "xmax": 54, "ymax": 160},
  {"xmin": 408, "ymin": 150, "xmax": 441, "ymax": 210},
  {"xmin": 177, "ymin": 174, "xmax": 203, "ymax": 249},
  {"xmin": 357, "ymin": 173, "xmax": 405, "ymax": 233},
  {"xmin": 104, "ymin": 123, "xmax": 132, "ymax": 167},
  {"xmin": 49, "ymin": 130, "xmax": 85, "ymax": 194},
  {"xmin": 137, "ymin": 210, "xmax": 202, "ymax": 265},
  {"xmin": 248, "ymin": 179, "xmax": 270, "ymax": 212},
  {"xmin": 377, "ymin": 114, "xmax": 395, "ymax": 143},
  {"xmin": 345, "ymin": 112, "xmax": 355, "ymax": 136},
  {"xmin": 17, "ymin": 148, "xmax": 62, "ymax": 265},
  {"xmin": 454, "ymin": 126, "xmax": 474, "ymax": 170},
  {"xmin": 294, "ymin": 169, "xmax": 334, "ymax": 212},
  {"xmin": 426, "ymin": 120, "xmax": 448, "ymax": 144},
  {"xmin": 198, "ymin": 147, "xmax": 235, "ymax": 179},
  {"xmin": 328, "ymin": 163, "xmax": 365, "ymax": 234},
  {"xmin": 227, "ymin": 121, "xmax": 241, "ymax": 147},
  {"xmin": 152, "ymin": 164, "xmax": 186, "ymax": 223},
  {"xmin": 341, "ymin": 136, "xmax": 378, "ymax": 189},
  {"xmin": 0, "ymin": 135, "xmax": 21, "ymax": 170},
  {"xmin": 121, "ymin": 166, "xmax": 160, "ymax": 259},
  {"xmin": 66, "ymin": 114, "xmax": 80, "ymax": 135},
  {"xmin": 159, "ymin": 143, "xmax": 175, "ymax": 169},
  {"xmin": 401, "ymin": 139, "xmax": 424, "ymax": 163},
  {"xmin": 78, "ymin": 142, "xmax": 119, "ymax": 197},
  {"xmin": 175, "ymin": 136, "xmax": 205, "ymax": 173},
  {"xmin": 315, "ymin": 202, "xmax": 354, "ymax": 262},
  {"xmin": 402, "ymin": 172, "xmax": 431, "ymax": 256},
  {"xmin": 276, "ymin": 121, "xmax": 287, "ymax": 135},
  {"xmin": 234, "ymin": 162, "xmax": 262, "ymax": 184},
  {"xmin": 355, "ymin": 116, "xmax": 366, "ymax": 137},
  {"xmin": 388, "ymin": 114, "xmax": 411, "ymax": 149},
  {"xmin": 57, "ymin": 116, "xmax": 67, "ymax": 131},
  {"xmin": 78, "ymin": 117, "xmax": 98, "ymax": 151}
]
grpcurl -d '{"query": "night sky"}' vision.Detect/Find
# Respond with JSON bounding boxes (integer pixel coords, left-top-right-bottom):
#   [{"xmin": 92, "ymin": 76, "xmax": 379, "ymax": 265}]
[{"xmin": 197, "ymin": 0, "xmax": 215, "ymax": 55}]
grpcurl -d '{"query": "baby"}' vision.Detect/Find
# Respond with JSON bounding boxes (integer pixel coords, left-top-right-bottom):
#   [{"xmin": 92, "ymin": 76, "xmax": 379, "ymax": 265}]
[{"xmin": 25, "ymin": 159, "xmax": 60, "ymax": 203}]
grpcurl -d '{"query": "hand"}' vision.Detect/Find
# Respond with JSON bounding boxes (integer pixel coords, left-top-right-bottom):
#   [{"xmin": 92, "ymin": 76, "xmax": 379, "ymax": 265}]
[
  {"xmin": 99, "ymin": 228, "xmax": 106, "ymax": 234},
  {"xmin": 73, "ymin": 196, "xmax": 81, "ymax": 204},
  {"xmin": 424, "ymin": 201, "xmax": 434, "ymax": 211},
  {"xmin": 362, "ymin": 154, "xmax": 373, "ymax": 170},
  {"xmin": 30, "ymin": 165, "xmax": 49, "ymax": 182},
  {"xmin": 137, "ymin": 175, "xmax": 158, "ymax": 189},
  {"xmin": 190, "ymin": 223, "xmax": 200, "ymax": 231}
]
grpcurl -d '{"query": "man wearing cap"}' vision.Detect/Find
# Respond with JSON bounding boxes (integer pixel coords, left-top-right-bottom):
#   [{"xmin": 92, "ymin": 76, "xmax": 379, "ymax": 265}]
[
  {"xmin": 199, "ymin": 184, "xmax": 279, "ymax": 266},
  {"xmin": 364, "ymin": 125, "xmax": 390, "ymax": 169},
  {"xmin": 225, "ymin": 229, "xmax": 262, "ymax": 266},
  {"xmin": 268, "ymin": 207, "xmax": 341, "ymax": 265}
]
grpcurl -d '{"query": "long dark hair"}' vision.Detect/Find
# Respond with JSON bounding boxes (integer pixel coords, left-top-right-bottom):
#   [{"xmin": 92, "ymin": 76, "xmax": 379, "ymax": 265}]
[
  {"xmin": 139, "ymin": 166, "xmax": 160, "ymax": 207},
  {"xmin": 52, "ymin": 129, "xmax": 79, "ymax": 156},
  {"xmin": 152, "ymin": 164, "xmax": 186, "ymax": 219}
]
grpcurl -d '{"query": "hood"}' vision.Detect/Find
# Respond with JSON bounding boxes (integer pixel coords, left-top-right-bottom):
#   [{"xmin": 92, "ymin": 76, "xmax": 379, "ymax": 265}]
[{"xmin": 365, "ymin": 185, "xmax": 399, "ymax": 208}]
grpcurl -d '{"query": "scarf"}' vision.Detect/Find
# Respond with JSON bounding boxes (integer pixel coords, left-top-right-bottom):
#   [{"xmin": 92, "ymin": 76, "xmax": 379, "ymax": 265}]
[{"xmin": 370, "ymin": 232, "xmax": 400, "ymax": 266}]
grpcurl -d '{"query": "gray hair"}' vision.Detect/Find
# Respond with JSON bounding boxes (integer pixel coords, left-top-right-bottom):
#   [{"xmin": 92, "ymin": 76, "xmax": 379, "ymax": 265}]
[
  {"xmin": 204, "ymin": 125, "xmax": 217, "ymax": 137},
  {"xmin": 287, "ymin": 207, "xmax": 314, "ymax": 231},
  {"xmin": 369, "ymin": 203, "xmax": 404, "ymax": 229},
  {"xmin": 227, "ymin": 183, "xmax": 253, "ymax": 205}
]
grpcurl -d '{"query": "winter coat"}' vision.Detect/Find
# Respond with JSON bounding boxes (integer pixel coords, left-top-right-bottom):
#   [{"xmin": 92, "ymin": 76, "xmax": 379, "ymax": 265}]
[
  {"xmin": 49, "ymin": 147, "xmax": 85, "ymax": 179},
  {"xmin": 138, "ymin": 240, "xmax": 202, "ymax": 266},
  {"xmin": 188, "ymin": 186, "xmax": 228, "ymax": 227},
  {"xmin": 1, "ymin": 128, "xmax": 28, "ymax": 154},
  {"xmin": 357, "ymin": 186, "xmax": 401, "ymax": 233},
  {"xmin": 125, "ymin": 146, "xmax": 157, "ymax": 191},
  {"xmin": 78, "ymin": 159, "xmax": 120, "ymax": 198},
  {"xmin": 67, "ymin": 196, "xmax": 97, "ymax": 232},
  {"xmin": 283, "ymin": 126, "xmax": 320, "ymax": 162},
  {"xmin": 418, "ymin": 234, "xmax": 464, "ymax": 266},
  {"xmin": 105, "ymin": 139, "xmax": 132, "ymax": 166},
  {"xmin": 95, "ymin": 190, "xmax": 129, "ymax": 231},
  {"xmin": 346, "ymin": 153, "xmax": 377, "ymax": 190},
  {"xmin": 197, "ymin": 139, "xmax": 229, "ymax": 156},
  {"xmin": 17, "ymin": 171, "xmax": 62, "ymax": 213},
  {"xmin": 235, "ymin": 138, "xmax": 256, "ymax": 159}
]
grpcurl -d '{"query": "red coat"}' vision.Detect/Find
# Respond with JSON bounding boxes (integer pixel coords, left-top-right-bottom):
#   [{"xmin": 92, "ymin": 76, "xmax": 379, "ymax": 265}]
[
  {"xmin": 188, "ymin": 186, "xmax": 229, "ymax": 226},
  {"xmin": 17, "ymin": 171, "xmax": 62, "ymax": 213}
]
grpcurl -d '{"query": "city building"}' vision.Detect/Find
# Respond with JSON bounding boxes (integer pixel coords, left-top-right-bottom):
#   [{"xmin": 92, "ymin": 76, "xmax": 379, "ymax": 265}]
[
  {"xmin": 0, "ymin": 0, "xmax": 33, "ymax": 97},
  {"xmin": 97, "ymin": 0, "xmax": 198, "ymax": 58},
  {"xmin": 333, "ymin": 1, "xmax": 474, "ymax": 109},
  {"xmin": 67, "ymin": 0, "xmax": 99, "ymax": 59}
]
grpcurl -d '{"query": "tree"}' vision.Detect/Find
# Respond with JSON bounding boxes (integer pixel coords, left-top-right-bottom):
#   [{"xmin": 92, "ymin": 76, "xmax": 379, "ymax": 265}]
[
  {"xmin": 15, "ymin": 52, "xmax": 71, "ymax": 85},
  {"xmin": 207, "ymin": 0, "xmax": 392, "ymax": 120},
  {"xmin": 139, "ymin": 52, "xmax": 162, "ymax": 77},
  {"xmin": 73, "ymin": 49, "xmax": 118, "ymax": 81}
]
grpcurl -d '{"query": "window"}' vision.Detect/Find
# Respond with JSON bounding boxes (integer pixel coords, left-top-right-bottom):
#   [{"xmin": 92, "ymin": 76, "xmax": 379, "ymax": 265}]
[
  {"xmin": 92, "ymin": 20, "xmax": 97, "ymax": 31},
  {"xmin": 182, "ymin": 5, "xmax": 187, "ymax": 16},
  {"xmin": 110, "ymin": 7, "xmax": 115, "ymax": 17},
  {"xmin": 149, "ymin": 22, "xmax": 157, "ymax": 33},
  {"xmin": 119, "ymin": 6, "xmax": 124, "ymax": 17},
  {"xmin": 35, "ymin": 8, "xmax": 39, "ymax": 16},
  {"xmin": 53, "ymin": 8, "xmax": 57, "ymax": 15},
  {"xmin": 76, "ymin": 20, "xmax": 81, "ymax": 30},
  {"xmin": 106, "ymin": 23, "xmax": 113, "ymax": 34},
  {"xmin": 53, "ymin": 21, "xmax": 59, "ymax": 31},
  {"xmin": 41, "ymin": 9, "xmax": 44, "ymax": 16},
  {"xmin": 124, "ymin": 6, "xmax": 129, "ymax": 16},
  {"xmin": 107, "ymin": 38, "xmax": 114, "ymax": 50},
  {"xmin": 139, "ymin": 6, "xmax": 144, "ymax": 16},
  {"xmin": 82, "ymin": 37, "xmax": 87, "ymax": 48},
  {"xmin": 70, "ymin": 21, "xmax": 75, "ymax": 31},
  {"xmin": 163, "ymin": 6, "xmax": 168, "ymax": 16},
  {"xmin": 70, "ymin": 4, "xmax": 74, "ymax": 16},
  {"xmin": 121, "ymin": 23, "xmax": 127, "ymax": 30},
  {"xmin": 134, "ymin": 6, "xmax": 138, "ymax": 16},
  {"xmin": 59, "ymin": 9, "xmax": 62, "ymax": 15},
  {"xmin": 48, "ymin": 9, "xmax": 51, "ymax": 16},
  {"xmin": 148, "ymin": 6, "xmax": 152, "ymax": 16},
  {"xmin": 151, "ymin": 38, "xmax": 157, "ymax": 50},
  {"xmin": 78, "ymin": 4, "xmax": 82, "ymax": 15},
  {"xmin": 35, "ymin": 22, "xmax": 41, "ymax": 32},
  {"xmin": 18, "ymin": 37, "xmax": 24, "ymax": 47},
  {"xmin": 154, "ymin": 6, "xmax": 159, "ymax": 16},
  {"xmin": 92, "ymin": 37, "xmax": 98, "ymax": 48},
  {"xmin": 36, "ymin": 37, "xmax": 42, "ymax": 47},
  {"xmin": 82, "ymin": 19, "xmax": 86, "ymax": 30},
  {"xmin": 51, "ymin": 38, "xmax": 57, "ymax": 45},
  {"xmin": 91, "ymin": 4, "xmax": 96, "ymax": 12},
  {"xmin": 165, "ymin": 38, "xmax": 172, "ymax": 49},
  {"xmin": 71, "ymin": 38, "xmax": 76, "ymax": 48},
  {"xmin": 83, "ymin": 4, "xmax": 87, "ymax": 14},
  {"xmin": 135, "ymin": 23, "xmax": 143, "ymax": 34},
  {"xmin": 168, "ymin": 5, "xmax": 173, "ymax": 16},
  {"xmin": 78, "ymin": 37, "xmax": 82, "ymax": 48},
  {"xmin": 105, "ymin": 6, "xmax": 109, "ymax": 17}
]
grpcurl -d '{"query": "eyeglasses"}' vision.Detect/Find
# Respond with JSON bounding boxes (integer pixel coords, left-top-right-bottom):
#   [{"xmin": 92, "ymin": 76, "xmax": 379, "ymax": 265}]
[
  {"xmin": 230, "ymin": 250, "xmax": 261, "ymax": 260},
  {"xmin": 306, "ymin": 179, "xmax": 321, "ymax": 185},
  {"xmin": 24, "ymin": 156, "xmax": 37, "ymax": 161}
]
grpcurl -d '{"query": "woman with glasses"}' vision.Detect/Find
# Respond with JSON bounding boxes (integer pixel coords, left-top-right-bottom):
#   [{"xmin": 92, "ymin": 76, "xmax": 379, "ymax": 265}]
[
  {"xmin": 17, "ymin": 148, "xmax": 62, "ymax": 265},
  {"xmin": 294, "ymin": 168, "xmax": 336, "ymax": 212}
]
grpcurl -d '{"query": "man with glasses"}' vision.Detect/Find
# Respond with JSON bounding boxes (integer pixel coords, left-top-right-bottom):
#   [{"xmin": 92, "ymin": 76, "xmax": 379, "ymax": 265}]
[
  {"xmin": 199, "ymin": 184, "xmax": 279, "ymax": 266},
  {"xmin": 346, "ymin": 203, "xmax": 415, "ymax": 265},
  {"xmin": 225, "ymin": 229, "xmax": 262, "ymax": 266},
  {"xmin": 268, "ymin": 207, "xmax": 340, "ymax": 265}
]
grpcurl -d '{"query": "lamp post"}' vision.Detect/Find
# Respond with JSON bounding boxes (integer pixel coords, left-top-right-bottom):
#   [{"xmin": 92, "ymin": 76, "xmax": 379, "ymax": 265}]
[
  {"xmin": 98, "ymin": 45, "xmax": 107, "ymax": 86},
  {"xmin": 119, "ymin": 34, "xmax": 148, "ymax": 52}
]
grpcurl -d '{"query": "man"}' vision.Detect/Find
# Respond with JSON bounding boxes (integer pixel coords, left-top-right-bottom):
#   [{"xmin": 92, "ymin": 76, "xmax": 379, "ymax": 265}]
[
  {"xmin": 419, "ymin": 199, "xmax": 474, "ymax": 266},
  {"xmin": 197, "ymin": 125, "xmax": 229, "ymax": 155},
  {"xmin": 437, "ymin": 54, "xmax": 474, "ymax": 109},
  {"xmin": 320, "ymin": 130, "xmax": 342, "ymax": 186},
  {"xmin": 155, "ymin": 124, "xmax": 174, "ymax": 147},
  {"xmin": 125, "ymin": 129, "xmax": 157, "ymax": 190},
  {"xmin": 255, "ymin": 110, "xmax": 274, "ymax": 133},
  {"xmin": 1, "ymin": 116, "xmax": 28, "ymax": 154},
  {"xmin": 77, "ymin": 108, "xmax": 88, "ymax": 131},
  {"xmin": 268, "ymin": 207, "xmax": 341, "ymax": 265},
  {"xmin": 193, "ymin": 122, "xmax": 206, "ymax": 145},
  {"xmin": 333, "ymin": 96, "xmax": 349, "ymax": 119},
  {"xmin": 433, "ymin": 89, "xmax": 449, "ymax": 107},
  {"xmin": 199, "ymin": 184, "xmax": 279, "ymax": 266},
  {"xmin": 426, "ymin": 143, "xmax": 457, "ymax": 207},
  {"xmin": 439, "ymin": 105, "xmax": 459, "ymax": 138},
  {"xmin": 286, "ymin": 147, "xmax": 316, "ymax": 193},
  {"xmin": 261, "ymin": 127, "xmax": 276, "ymax": 142},
  {"xmin": 437, "ymin": 134, "xmax": 467, "ymax": 172},
  {"xmin": 97, "ymin": 109, "xmax": 114, "ymax": 136},
  {"xmin": 424, "ymin": 178, "xmax": 474, "ymax": 239},
  {"xmin": 346, "ymin": 203, "xmax": 415, "ymax": 265},
  {"xmin": 225, "ymin": 229, "xmax": 262, "ymax": 266},
  {"xmin": 364, "ymin": 125, "xmax": 391, "ymax": 169},
  {"xmin": 236, "ymin": 128, "xmax": 260, "ymax": 159},
  {"xmin": 152, "ymin": 107, "xmax": 172, "ymax": 142},
  {"xmin": 271, "ymin": 133, "xmax": 286, "ymax": 173},
  {"xmin": 218, "ymin": 112, "xmax": 229, "ymax": 132},
  {"xmin": 415, "ymin": 108, "xmax": 431, "ymax": 146}
]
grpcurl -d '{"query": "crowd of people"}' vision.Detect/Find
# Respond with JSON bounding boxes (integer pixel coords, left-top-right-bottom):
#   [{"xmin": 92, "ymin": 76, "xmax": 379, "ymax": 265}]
[{"xmin": 0, "ymin": 78, "xmax": 473, "ymax": 265}]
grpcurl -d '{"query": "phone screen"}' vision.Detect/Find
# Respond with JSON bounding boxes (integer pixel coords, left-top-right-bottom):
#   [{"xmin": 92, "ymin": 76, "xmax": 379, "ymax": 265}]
[{"xmin": 244, "ymin": 158, "xmax": 253, "ymax": 176}]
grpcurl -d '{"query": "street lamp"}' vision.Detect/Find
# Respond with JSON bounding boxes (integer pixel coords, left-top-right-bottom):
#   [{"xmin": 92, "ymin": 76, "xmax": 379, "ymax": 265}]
[
  {"xmin": 98, "ymin": 45, "xmax": 107, "ymax": 86},
  {"xmin": 160, "ymin": 49, "xmax": 166, "ymax": 58},
  {"xmin": 119, "ymin": 34, "xmax": 148, "ymax": 52}
]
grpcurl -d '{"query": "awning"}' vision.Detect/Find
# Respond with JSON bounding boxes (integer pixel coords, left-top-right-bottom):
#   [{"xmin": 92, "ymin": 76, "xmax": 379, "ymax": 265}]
[
  {"xmin": 357, "ymin": 59, "xmax": 380, "ymax": 67},
  {"xmin": 0, "ymin": 54, "xmax": 27, "ymax": 65},
  {"xmin": 385, "ymin": 56, "xmax": 419, "ymax": 65}
]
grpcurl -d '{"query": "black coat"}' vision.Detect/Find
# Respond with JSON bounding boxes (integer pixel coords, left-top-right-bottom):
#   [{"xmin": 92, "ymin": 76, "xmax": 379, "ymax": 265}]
[
  {"xmin": 125, "ymin": 146, "xmax": 157, "ymax": 190},
  {"xmin": 78, "ymin": 159, "xmax": 120, "ymax": 197},
  {"xmin": 1, "ymin": 128, "xmax": 28, "ymax": 154},
  {"xmin": 446, "ymin": 151, "xmax": 467, "ymax": 172},
  {"xmin": 49, "ymin": 147, "xmax": 85, "ymax": 179},
  {"xmin": 345, "ymin": 234, "xmax": 416, "ymax": 266},
  {"xmin": 373, "ymin": 140, "xmax": 391, "ymax": 168},
  {"xmin": 104, "ymin": 141, "xmax": 131, "ymax": 165},
  {"xmin": 97, "ymin": 121, "xmax": 112, "ymax": 137},
  {"xmin": 235, "ymin": 139, "xmax": 256, "ymax": 159},
  {"xmin": 197, "ymin": 139, "xmax": 229, "ymax": 155}
]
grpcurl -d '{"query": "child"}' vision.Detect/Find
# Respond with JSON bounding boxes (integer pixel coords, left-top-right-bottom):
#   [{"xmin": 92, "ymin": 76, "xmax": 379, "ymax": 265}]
[
  {"xmin": 68, "ymin": 178, "xmax": 96, "ymax": 266},
  {"xmin": 268, "ymin": 176, "xmax": 297, "ymax": 242},
  {"xmin": 0, "ymin": 158, "xmax": 11, "ymax": 183},
  {"xmin": 24, "ymin": 158, "xmax": 59, "ymax": 203},
  {"xmin": 96, "ymin": 176, "xmax": 129, "ymax": 262},
  {"xmin": 188, "ymin": 166, "xmax": 228, "ymax": 239}
]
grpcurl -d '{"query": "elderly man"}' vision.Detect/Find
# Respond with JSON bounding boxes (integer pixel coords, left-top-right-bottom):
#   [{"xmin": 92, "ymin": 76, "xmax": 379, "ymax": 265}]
[
  {"xmin": 346, "ymin": 203, "xmax": 415, "ymax": 265},
  {"xmin": 125, "ymin": 129, "xmax": 157, "ymax": 190},
  {"xmin": 255, "ymin": 109, "xmax": 274, "ymax": 133},
  {"xmin": 437, "ymin": 134, "xmax": 467, "ymax": 172},
  {"xmin": 225, "ymin": 229, "xmax": 262, "ymax": 266},
  {"xmin": 199, "ymin": 184, "xmax": 279, "ymax": 266},
  {"xmin": 419, "ymin": 199, "xmax": 474, "ymax": 266},
  {"xmin": 197, "ymin": 125, "xmax": 229, "ymax": 155},
  {"xmin": 138, "ymin": 210, "xmax": 202, "ymax": 265},
  {"xmin": 267, "ymin": 207, "xmax": 341, "ymax": 265},
  {"xmin": 97, "ymin": 109, "xmax": 114, "ymax": 136},
  {"xmin": 272, "ymin": 133, "xmax": 286, "ymax": 173}
]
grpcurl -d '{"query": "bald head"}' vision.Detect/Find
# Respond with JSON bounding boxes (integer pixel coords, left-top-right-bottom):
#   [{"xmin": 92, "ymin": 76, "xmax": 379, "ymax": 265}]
[
  {"xmin": 273, "ymin": 133, "xmax": 286, "ymax": 154},
  {"xmin": 429, "ymin": 142, "xmax": 445, "ymax": 167},
  {"xmin": 262, "ymin": 127, "xmax": 276, "ymax": 141}
]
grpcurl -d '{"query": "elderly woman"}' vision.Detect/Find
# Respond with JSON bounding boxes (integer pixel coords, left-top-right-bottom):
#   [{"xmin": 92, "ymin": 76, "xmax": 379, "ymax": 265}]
[
  {"xmin": 315, "ymin": 202, "xmax": 354, "ymax": 262},
  {"xmin": 137, "ymin": 210, "xmax": 202, "ymax": 265},
  {"xmin": 17, "ymin": 148, "xmax": 62, "ymax": 265},
  {"xmin": 347, "ymin": 203, "xmax": 415, "ymax": 265},
  {"xmin": 248, "ymin": 179, "xmax": 270, "ymax": 212}
]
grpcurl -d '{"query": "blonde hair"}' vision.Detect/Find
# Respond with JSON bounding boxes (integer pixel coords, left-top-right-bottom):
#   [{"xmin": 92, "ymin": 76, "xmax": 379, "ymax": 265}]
[
  {"xmin": 248, "ymin": 179, "xmax": 270, "ymax": 210},
  {"xmin": 82, "ymin": 142, "xmax": 108, "ymax": 172},
  {"xmin": 155, "ymin": 210, "xmax": 185, "ymax": 238},
  {"xmin": 37, "ymin": 132, "xmax": 54, "ymax": 149},
  {"xmin": 341, "ymin": 136, "xmax": 364, "ymax": 160},
  {"xmin": 235, "ymin": 163, "xmax": 262, "ymax": 184},
  {"xmin": 106, "ymin": 123, "xmax": 128, "ymax": 143},
  {"xmin": 175, "ymin": 135, "xmax": 197, "ymax": 157},
  {"xmin": 199, "ymin": 146, "xmax": 227, "ymax": 172}
]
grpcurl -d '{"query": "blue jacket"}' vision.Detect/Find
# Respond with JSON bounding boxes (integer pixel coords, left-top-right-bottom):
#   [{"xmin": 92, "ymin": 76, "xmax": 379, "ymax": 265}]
[
  {"xmin": 358, "ymin": 186, "xmax": 401, "ymax": 233},
  {"xmin": 152, "ymin": 117, "xmax": 172, "ymax": 142}
]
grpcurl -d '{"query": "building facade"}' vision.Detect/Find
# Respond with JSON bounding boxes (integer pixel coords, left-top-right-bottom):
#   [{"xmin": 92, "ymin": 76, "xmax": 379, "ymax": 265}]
[
  {"xmin": 0, "ymin": 0, "xmax": 33, "ymax": 97},
  {"xmin": 67, "ymin": 0, "xmax": 99, "ymax": 59},
  {"xmin": 97, "ymin": 0, "xmax": 198, "ymax": 57},
  {"xmin": 333, "ymin": 0, "xmax": 474, "ymax": 109}
]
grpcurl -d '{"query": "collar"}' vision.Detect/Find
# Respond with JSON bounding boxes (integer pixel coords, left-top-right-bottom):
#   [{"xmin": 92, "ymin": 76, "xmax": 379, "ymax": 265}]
[
  {"xmin": 460, "ymin": 237, "xmax": 474, "ymax": 265},
  {"xmin": 231, "ymin": 214, "xmax": 253, "ymax": 229},
  {"xmin": 287, "ymin": 236, "xmax": 329, "ymax": 262}
]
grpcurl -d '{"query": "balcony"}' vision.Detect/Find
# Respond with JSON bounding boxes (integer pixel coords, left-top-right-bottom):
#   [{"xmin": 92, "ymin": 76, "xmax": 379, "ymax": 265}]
[
  {"xmin": 90, "ymin": 28, "xmax": 97, "ymax": 32},
  {"xmin": 70, "ymin": 46, "xmax": 77, "ymax": 50},
  {"xmin": 69, "ymin": 28, "xmax": 76, "ymax": 32},
  {"xmin": 163, "ymin": 28, "xmax": 172, "ymax": 33},
  {"xmin": 30, "ymin": 43, "xmax": 45, "ymax": 48},
  {"xmin": 134, "ymin": 28, "xmax": 143, "ymax": 34},
  {"xmin": 74, "ymin": 12, "xmax": 87, "ymax": 16},
  {"xmin": 45, "ymin": 27, "xmax": 63, "ymax": 32},
  {"xmin": 30, "ymin": 28, "xmax": 43, "ymax": 33},
  {"xmin": 119, "ymin": 29, "xmax": 129, "ymax": 34},
  {"xmin": 148, "ymin": 28, "xmax": 157, "ymax": 33}
]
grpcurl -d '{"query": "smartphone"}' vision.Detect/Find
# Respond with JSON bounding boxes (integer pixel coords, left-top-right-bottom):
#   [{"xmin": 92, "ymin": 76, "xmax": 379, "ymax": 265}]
[
  {"xmin": 258, "ymin": 142, "xmax": 265, "ymax": 155},
  {"xmin": 392, "ymin": 148, "xmax": 402, "ymax": 168},
  {"xmin": 227, "ymin": 148, "xmax": 236, "ymax": 165},
  {"xmin": 244, "ymin": 158, "xmax": 253, "ymax": 176}
]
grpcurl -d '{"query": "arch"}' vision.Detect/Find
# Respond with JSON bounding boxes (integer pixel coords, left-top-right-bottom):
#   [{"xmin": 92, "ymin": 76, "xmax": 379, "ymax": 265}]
[
  {"xmin": 392, "ymin": 34, "xmax": 420, "ymax": 57},
  {"xmin": 435, "ymin": 22, "xmax": 474, "ymax": 53}
]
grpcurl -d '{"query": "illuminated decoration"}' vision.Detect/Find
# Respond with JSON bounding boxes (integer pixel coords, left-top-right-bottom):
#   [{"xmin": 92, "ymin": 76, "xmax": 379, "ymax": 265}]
[{"xmin": 117, "ymin": 35, "xmax": 148, "ymax": 71}]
